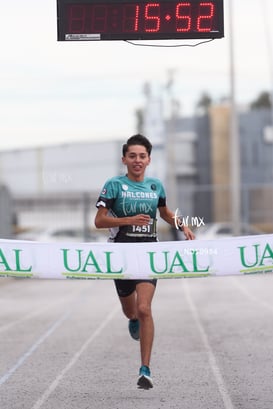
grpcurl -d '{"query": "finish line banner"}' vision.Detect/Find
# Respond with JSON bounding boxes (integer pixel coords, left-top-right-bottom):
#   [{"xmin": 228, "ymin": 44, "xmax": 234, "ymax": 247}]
[{"xmin": 0, "ymin": 234, "xmax": 273, "ymax": 280}]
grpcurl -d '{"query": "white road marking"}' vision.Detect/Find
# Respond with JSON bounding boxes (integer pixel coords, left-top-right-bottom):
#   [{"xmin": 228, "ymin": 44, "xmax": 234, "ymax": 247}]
[
  {"xmin": 31, "ymin": 304, "xmax": 120, "ymax": 409},
  {"xmin": 183, "ymin": 280, "xmax": 235, "ymax": 409},
  {"xmin": 0, "ymin": 282, "xmax": 92, "ymax": 334},
  {"xmin": 0, "ymin": 309, "xmax": 71, "ymax": 386},
  {"xmin": 0, "ymin": 284, "xmax": 93, "ymax": 386}
]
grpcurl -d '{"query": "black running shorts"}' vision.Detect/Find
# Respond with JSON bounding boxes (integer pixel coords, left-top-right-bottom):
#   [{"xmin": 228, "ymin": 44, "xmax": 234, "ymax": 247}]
[
  {"xmin": 114, "ymin": 279, "xmax": 157, "ymax": 298},
  {"xmin": 113, "ymin": 235, "xmax": 157, "ymax": 297}
]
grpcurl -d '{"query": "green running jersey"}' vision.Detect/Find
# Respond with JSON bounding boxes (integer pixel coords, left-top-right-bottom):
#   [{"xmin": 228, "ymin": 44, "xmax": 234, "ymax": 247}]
[
  {"xmin": 96, "ymin": 175, "xmax": 166, "ymax": 218},
  {"xmin": 96, "ymin": 175, "xmax": 166, "ymax": 240}
]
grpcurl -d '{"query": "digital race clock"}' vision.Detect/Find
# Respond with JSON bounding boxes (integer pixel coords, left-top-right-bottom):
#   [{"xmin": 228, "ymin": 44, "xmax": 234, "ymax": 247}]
[{"xmin": 57, "ymin": 0, "xmax": 224, "ymax": 41}]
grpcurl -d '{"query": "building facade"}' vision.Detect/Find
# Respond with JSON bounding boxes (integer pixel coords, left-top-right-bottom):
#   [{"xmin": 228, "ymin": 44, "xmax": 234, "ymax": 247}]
[{"xmin": 0, "ymin": 106, "xmax": 272, "ymax": 234}]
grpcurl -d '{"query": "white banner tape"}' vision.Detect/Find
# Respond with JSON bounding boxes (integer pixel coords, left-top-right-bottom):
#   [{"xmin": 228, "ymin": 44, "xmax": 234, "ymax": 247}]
[{"xmin": 0, "ymin": 234, "xmax": 273, "ymax": 280}]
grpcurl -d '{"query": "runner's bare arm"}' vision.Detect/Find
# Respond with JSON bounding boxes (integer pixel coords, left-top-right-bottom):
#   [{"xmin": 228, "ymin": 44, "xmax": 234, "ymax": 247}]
[
  {"xmin": 158, "ymin": 206, "xmax": 195, "ymax": 240},
  {"xmin": 95, "ymin": 206, "xmax": 151, "ymax": 229}
]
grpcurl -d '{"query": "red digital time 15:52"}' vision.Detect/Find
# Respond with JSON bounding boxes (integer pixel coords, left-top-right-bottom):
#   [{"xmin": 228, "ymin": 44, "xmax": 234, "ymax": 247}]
[{"xmin": 57, "ymin": 0, "xmax": 224, "ymax": 41}]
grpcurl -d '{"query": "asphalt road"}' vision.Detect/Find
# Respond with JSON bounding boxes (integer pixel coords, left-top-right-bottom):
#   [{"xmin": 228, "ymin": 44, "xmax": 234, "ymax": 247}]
[{"xmin": 0, "ymin": 274, "xmax": 273, "ymax": 409}]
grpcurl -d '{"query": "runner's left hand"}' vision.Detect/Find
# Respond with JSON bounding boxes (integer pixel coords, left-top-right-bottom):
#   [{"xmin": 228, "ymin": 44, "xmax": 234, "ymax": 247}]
[{"xmin": 182, "ymin": 226, "xmax": 195, "ymax": 240}]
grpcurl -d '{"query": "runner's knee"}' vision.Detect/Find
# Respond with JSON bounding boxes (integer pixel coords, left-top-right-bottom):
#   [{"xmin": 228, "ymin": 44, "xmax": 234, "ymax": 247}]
[{"xmin": 137, "ymin": 302, "xmax": 152, "ymax": 320}]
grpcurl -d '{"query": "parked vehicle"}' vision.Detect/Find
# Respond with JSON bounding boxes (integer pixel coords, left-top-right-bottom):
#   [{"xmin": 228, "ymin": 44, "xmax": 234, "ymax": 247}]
[{"xmin": 192, "ymin": 222, "xmax": 265, "ymax": 240}]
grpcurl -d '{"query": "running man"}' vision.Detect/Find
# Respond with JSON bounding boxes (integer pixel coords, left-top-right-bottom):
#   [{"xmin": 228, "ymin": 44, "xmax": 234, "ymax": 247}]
[{"xmin": 94, "ymin": 134, "xmax": 195, "ymax": 389}]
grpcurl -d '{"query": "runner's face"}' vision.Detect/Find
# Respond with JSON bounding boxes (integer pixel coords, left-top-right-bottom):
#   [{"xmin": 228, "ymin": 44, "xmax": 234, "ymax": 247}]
[{"xmin": 122, "ymin": 144, "xmax": 151, "ymax": 181}]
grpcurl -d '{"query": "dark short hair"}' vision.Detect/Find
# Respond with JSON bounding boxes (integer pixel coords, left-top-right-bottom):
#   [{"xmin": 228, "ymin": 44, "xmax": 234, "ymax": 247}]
[{"xmin": 122, "ymin": 134, "xmax": 152, "ymax": 157}]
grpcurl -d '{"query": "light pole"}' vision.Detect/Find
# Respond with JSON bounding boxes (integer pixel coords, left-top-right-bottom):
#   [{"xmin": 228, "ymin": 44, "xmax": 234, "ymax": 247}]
[
  {"xmin": 165, "ymin": 69, "xmax": 180, "ymax": 239},
  {"xmin": 229, "ymin": 0, "xmax": 241, "ymax": 235},
  {"xmin": 261, "ymin": 0, "xmax": 273, "ymax": 130},
  {"xmin": 262, "ymin": 0, "xmax": 273, "ymax": 223}
]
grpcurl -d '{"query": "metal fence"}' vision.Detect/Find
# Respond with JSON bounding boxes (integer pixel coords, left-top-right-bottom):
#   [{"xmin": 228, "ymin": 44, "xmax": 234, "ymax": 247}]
[
  {"xmin": 10, "ymin": 183, "xmax": 273, "ymax": 243},
  {"xmin": 192, "ymin": 183, "xmax": 273, "ymax": 233}
]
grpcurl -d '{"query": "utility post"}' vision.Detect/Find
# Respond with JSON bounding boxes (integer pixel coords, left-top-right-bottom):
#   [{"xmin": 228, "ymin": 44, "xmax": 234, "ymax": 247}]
[
  {"xmin": 262, "ymin": 0, "xmax": 273, "ymax": 195},
  {"xmin": 165, "ymin": 69, "xmax": 180, "ymax": 240},
  {"xmin": 229, "ymin": 0, "xmax": 241, "ymax": 235}
]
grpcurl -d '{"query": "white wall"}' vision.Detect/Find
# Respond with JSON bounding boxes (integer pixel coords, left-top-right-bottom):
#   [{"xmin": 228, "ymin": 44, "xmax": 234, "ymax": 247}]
[{"xmin": 0, "ymin": 140, "xmax": 123, "ymax": 196}]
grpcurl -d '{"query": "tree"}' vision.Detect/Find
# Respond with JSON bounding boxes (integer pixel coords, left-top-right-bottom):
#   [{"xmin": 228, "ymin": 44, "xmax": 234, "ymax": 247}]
[
  {"xmin": 250, "ymin": 91, "xmax": 272, "ymax": 109},
  {"xmin": 196, "ymin": 92, "xmax": 212, "ymax": 111}
]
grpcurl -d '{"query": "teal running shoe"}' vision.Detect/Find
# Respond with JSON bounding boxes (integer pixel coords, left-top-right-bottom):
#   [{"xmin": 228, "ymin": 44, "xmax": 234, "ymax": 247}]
[
  {"xmin": 128, "ymin": 319, "xmax": 139, "ymax": 341},
  {"xmin": 137, "ymin": 365, "xmax": 153, "ymax": 389}
]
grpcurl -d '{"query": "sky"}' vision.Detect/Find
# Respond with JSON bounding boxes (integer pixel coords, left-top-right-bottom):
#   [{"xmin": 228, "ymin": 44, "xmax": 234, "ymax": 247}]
[{"xmin": 0, "ymin": 0, "xmax": 273, "ymax": 151}]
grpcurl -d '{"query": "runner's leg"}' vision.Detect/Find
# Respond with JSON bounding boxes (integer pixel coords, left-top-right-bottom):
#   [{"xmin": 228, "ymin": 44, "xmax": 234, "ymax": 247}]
[
  {"xmin": 118, "ymin": 291, "xmax": 138, "ymax": 320},
  {"xmin": 135, "ymin": 281, "xmax": 156, "ymax": 368}
]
